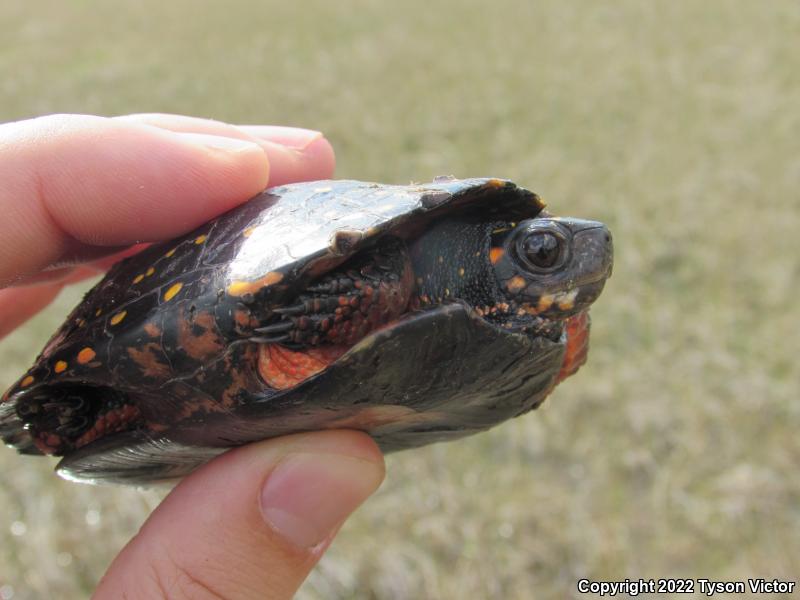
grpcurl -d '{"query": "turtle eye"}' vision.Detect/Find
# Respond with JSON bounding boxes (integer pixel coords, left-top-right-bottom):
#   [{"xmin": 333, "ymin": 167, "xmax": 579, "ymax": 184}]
[{"xmin": 520, "ymin": 231, "xmax": 563, "ymax": 270}]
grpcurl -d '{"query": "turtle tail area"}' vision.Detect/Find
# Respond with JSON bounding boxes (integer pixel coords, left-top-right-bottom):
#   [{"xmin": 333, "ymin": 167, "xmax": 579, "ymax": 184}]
[
  {"xmin": 0, "ymin": 384, "xmax": 142, "ymax": 456},
  {"xmin": 0, "ymin": 400, "xmax": 41, "ymax": 455}
]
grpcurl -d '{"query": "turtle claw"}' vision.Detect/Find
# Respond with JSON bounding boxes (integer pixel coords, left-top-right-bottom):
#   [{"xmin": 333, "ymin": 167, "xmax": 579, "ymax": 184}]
[
  {"xmin": 55, "ymin": 416, "xmax": 90, "ymax": 436},
  {"xmin": 255, "ymin": 322, "xmax": 294, "ymax": 335},
  {"xmin": 273, "ymin": 303, "xmax": 306, "ymax": 316},
  {"xmin": 307, "ymin": 277, "xmax": 354, "ymax": 295},
  {"xmin": 43, "ymin": 397, "xmax": 85, "ymax": 413},
  {"xmin": 249, "ymin": 335, "xmax": 290, "ymax": 344}
]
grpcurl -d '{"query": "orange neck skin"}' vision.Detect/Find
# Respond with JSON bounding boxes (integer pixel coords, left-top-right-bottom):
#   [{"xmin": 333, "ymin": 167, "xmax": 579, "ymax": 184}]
[{"xmin": 554, "ymin": 311, "xmax": 590, "ymax": 385}]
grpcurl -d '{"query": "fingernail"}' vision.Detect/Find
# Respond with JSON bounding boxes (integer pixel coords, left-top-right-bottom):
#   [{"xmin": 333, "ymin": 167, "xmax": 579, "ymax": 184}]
[
  {"xmin": 237, "ymin": 125, "xmax": 323, "ymax": 150},
  {"xmin": 260, "ymin": 452, "xmax": 384, "ymax": 549},
  {"xmin": 176, "ymin": 132, "xmax": 262, "ymax": 153}
]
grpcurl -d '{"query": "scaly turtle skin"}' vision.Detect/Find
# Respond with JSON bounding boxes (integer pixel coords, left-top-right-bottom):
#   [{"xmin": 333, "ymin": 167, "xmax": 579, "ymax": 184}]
[{"xmin": 0, "ymin": 177, "xmax": 613, "ymax": 484}]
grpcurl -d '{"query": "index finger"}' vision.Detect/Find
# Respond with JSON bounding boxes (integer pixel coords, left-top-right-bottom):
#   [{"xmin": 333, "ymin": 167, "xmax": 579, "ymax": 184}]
[{"xmin": 0, "ymin": 114, "xmax": 329, "ymax": 285}]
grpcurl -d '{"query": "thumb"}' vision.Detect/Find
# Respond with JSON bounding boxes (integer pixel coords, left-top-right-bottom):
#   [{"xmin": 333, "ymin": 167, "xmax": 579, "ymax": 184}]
[{"xmin": 93, "ymin": 431, "xmax": 385, "ymax": 600}]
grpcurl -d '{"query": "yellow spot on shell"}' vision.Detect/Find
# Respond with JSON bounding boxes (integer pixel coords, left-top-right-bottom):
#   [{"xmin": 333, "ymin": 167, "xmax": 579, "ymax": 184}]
[
  {"xmin": 227, "ymin": 272, "xmax": 284, "ymax": 297},
  {"xmin": 507, "ymin": 276, "xmax": 527, "ymax": 293},
  {"xmin": 133, "ymin": 274, "xmax": 144, "ymax": 284},
  {"xmin": 457, "ymin": 268, "xmax": 465, "ymax": 277},
  {"xmin": 486, "ymin": 178, "xmax": 505, "ymax": 188},
  {"xmin": 54, "ymin": 360, "xmax": 67, "ymax": 374},
  {"xmin": 164, "ymin": 282, "xmax": 184, "ymax": 302},
  {"xmin": 194, "ymin": 234, "xmax": 207, "ymax": 244},
  {"xmin": 110, "ymin": 310, "xmax": 127, "ymax": 326},
  {"xmin": 94, "ymin": 308, "xmax": 102, "ymax": 317},
  {"xmin": 20, "ymin": 375, "xmax": 34, "ymax": 388},
  {"xmin": 242, "ymin": 227, "xmax": 256, "ymax": 238},
  {"xmin": 77, "ymin": 347, "xmax": 96, "ymax": 364},
  {"xmin": 165, "ymin": 247, "xmax": 177, "ymax": 258},
  {"xmin": 145, "ymin": 267, "xmax": 155, "ymax": 277},
  {"xmin": 490, "ymin": 247, "xmax": 504, "ymax": 264}
]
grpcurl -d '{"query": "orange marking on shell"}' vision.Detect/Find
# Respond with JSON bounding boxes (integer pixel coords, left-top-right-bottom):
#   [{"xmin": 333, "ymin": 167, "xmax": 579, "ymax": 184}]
[
  {"xmin": 133, "ymin": 274, "xmax": 144, "ymax": 284},
  {"xmin": 127, "ymin": 343, "xmax": 170, "ymax": 378},
  {"xmin": 94, "ymin": 308, "xmax": 102, "ymax": 317},
  {"xmin": 234, "ymin": 310, "xmax": 256, "ymax": 329},
  {"xmin": 177, "ymin": 310, "xmax": 223, "ymax": 361},
  {"xmin": 20, "ymin": 375, "xmax": 34, "ymax": 388},
  {"xmin": 110, "ymin": 310, "xmax": 127, "ymax": 326},
  {"xmin": 145, "ymin": 267, "xmax": 155, "ymax": 277},
  {"xmin": 194, "ymin": 234, "xmax": 207, "ymax": 244},
  {"xmin": 165, "ymin": 247, "xmax": 177, "ymax": 258},
  {"xmin": 242, "ymin": 226, "xmax": 256, "ymax": 238},
  {"xmin": 77, "ymin": 347, "xmax": 96, "ymax": 364},
  {"xmin": 164, "ymin": 282, "xmax": 183, "ymax": 302},
  {"xmin": 485, "ymin": 178, "xmax": 506, "ymax": 188},
  {"xmin": 227, "ymin": 271, "xmax": 283, "ymax": 297},
  {"xmin": 258, "ymin": 344, "xmax": 347, "ymax": 390},
  {"xmin": 54, "ymin": 360, "xmax": 68, "ymax": 374},
  {"xmin": 507, "ymin": 276, "xmax": 526, "ymax": 293},
  {"xmin": 490, "ymin": 247, "xmax": 504, "ymax": 264}
]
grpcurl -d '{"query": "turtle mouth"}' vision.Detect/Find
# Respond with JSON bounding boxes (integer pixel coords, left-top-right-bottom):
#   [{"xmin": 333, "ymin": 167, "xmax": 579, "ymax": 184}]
[
  {"xmin": 473, "ymin": 301, "xmax": 566, "ymax": 342},
  {"xmin": 509, "ymin": 316, "xmax": 564, "ymax": 342}
]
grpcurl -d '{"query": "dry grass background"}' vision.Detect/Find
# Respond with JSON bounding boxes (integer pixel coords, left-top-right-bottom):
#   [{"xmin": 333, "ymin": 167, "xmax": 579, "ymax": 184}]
[{"xmin": 1, "ymin": 1, "xmax": 798, "ymax": 598}]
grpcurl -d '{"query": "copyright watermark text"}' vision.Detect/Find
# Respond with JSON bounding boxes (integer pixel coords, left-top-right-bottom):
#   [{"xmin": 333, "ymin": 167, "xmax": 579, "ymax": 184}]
[{"xmin": 576, "ymin": 578, "xmax": 796, "ymax": 596}]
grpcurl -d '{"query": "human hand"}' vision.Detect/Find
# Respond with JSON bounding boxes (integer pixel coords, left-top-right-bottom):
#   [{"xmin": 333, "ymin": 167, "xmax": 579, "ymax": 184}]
[{"xmin": 0, "ymin": 114, "xmax": 386, "ymax": 599}]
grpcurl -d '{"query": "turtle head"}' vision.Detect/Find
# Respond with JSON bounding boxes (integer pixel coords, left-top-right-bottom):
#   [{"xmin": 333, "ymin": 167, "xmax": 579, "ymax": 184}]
[{"xmin": 491, "ymin": 217, "xmax": 613, "ymax": 320}]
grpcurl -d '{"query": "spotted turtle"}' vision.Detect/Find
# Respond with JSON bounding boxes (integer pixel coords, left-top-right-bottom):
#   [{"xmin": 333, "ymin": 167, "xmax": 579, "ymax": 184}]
[{"xmin": 0, "ymin": 177, "xmax": 613, "ymax": 484}]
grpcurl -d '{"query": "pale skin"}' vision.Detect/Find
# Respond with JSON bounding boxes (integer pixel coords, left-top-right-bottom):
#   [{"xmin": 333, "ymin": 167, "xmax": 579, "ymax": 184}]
[{"xmin": 0, "ymin": 114, "xmax": 386, "ymax": 600}]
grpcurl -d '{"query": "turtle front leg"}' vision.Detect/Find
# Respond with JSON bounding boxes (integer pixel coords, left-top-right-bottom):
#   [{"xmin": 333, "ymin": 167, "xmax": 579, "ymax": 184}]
[
  {"xmin": 253, "ymin": 237, "xmax": 413, "ymax": 348},
  {"xmin": 254, "ymin": 238, "xmax": 414, "ymax": 389}
]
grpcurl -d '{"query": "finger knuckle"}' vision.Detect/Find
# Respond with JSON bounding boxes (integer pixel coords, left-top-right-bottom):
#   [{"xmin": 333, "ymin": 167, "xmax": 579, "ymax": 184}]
[{"xmin": 147, "ymin": 551, "xmax": 230, "ymax": 600}]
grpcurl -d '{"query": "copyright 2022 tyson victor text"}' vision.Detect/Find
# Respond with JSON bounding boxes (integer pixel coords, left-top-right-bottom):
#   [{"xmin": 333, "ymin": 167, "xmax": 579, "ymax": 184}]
[{"xmin": 577, "ymin": 578, "xmax": 796, "ymax": 596}]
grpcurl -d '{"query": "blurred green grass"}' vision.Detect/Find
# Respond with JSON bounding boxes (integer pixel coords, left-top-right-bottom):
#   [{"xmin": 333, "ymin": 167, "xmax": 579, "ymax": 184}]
[{"xmin": 1, "ymin": 0, "xmax": 798, "ymax": 598}]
